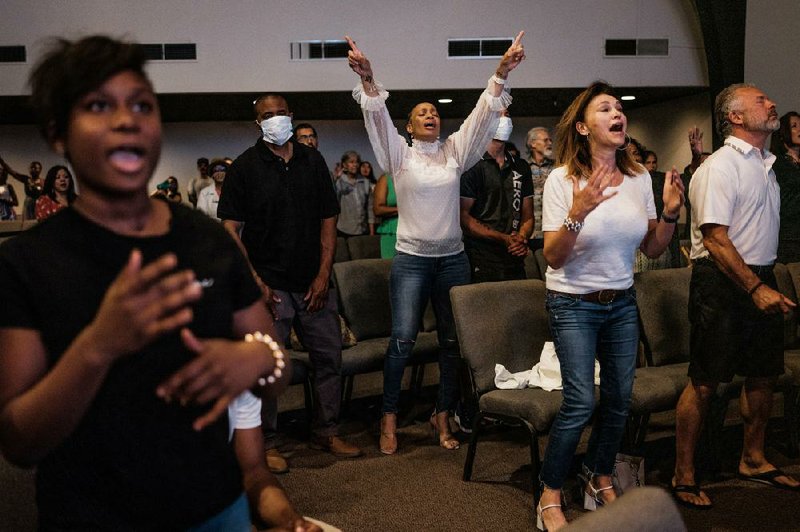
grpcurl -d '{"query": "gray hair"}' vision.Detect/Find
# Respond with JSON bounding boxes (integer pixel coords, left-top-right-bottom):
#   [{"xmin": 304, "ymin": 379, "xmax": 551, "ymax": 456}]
[
  {"xmin": 526, "ymin": 126, "xmax": 550, "ymax": 154},
  {"xmin": 714, "ymin": 83, "xmax": 756, "ymax": 138}
]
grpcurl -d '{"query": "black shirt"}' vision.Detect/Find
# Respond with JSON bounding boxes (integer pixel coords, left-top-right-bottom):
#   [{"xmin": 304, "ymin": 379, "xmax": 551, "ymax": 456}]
[
  {"xmin": 0, "ymin": 204, "xmax": 260, "ymax": 530},
  {"xmin": 460, "ymin": 150, "xmax": 533, "ymax": 264},
  {"xmin": 218, "ymin": 139, "xmax": 339, "ymax": 292},
  {"xmin": 774, "ymin": 155, "xmax": 800, "ymax": 263}
]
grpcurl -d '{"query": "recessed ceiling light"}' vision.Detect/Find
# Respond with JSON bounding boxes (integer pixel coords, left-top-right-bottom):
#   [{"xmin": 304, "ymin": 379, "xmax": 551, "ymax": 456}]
[
  {"xmin": 621, "ymin": 95, "xmax": 636, "ymax": 101},
  {"xmin": 438, "ymin": 98, "xmax": 453, "ymax": 104}
]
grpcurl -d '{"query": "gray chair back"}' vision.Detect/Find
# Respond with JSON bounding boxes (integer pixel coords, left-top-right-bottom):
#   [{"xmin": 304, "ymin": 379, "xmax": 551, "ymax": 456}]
[
  {"xmin": 346, "ymin": 235, "xmax": 382, "ymax": 260},
  {"xmin": 634, "ymin": 268, "xmax": 691, "ymax": 366},
  {"xmin": 334, "ymin": 236, "xmax": 350, "ymax": 263},
  {"xmin": 333, "ymin": 258, "xmax": 392, "ymax": 340},
  {"xmin": 451, "ymin": 279, "xmax": 550, "ymax": 395}
]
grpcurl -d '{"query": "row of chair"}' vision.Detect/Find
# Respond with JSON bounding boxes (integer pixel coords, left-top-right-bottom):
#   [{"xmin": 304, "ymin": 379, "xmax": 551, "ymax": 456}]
[{"xmin": 451, "ymin": 266, "xmax": 800, "ymax": 503}]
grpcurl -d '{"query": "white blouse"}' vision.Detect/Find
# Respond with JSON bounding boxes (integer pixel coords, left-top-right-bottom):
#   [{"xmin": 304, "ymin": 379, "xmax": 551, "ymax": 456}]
[{"xmin": 354, "ymin": 79, "xmax": 511, "ymax": 257}]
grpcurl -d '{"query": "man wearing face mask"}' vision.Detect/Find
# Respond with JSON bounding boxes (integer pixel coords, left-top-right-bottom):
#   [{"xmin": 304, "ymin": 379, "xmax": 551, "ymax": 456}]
[
  {"xmin": 459, "ymin": 109, "xmax": 534, "ymax": 283},
  {"xmin": 218, "ymin": 94, "xmax": 362, "ymax": 472}
]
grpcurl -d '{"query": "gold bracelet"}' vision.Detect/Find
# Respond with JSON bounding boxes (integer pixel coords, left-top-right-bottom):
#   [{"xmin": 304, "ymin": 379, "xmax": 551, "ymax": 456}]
[{"xmin": 245, "ymin": 331, "xmax": 286, "ymax": 385}]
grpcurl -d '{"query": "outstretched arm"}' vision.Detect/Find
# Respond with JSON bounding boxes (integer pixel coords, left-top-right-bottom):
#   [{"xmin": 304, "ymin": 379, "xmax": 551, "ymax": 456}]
[{"xmin": 0, "ymin": 155, "xmax": 29, "ymax": 185}]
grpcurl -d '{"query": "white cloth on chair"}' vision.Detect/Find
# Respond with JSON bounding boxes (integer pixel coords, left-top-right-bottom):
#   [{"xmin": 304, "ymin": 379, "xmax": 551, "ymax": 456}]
[{"xmin": 494, "ymin": 342, "xmax": 600, "ymax": 391}]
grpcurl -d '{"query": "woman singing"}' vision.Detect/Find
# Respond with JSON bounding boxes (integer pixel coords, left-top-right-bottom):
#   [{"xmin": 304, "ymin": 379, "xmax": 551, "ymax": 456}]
[
  {"xmin": 536, "ymin": 81, "xmax": 684, "ymax": 531},
  {"xmin": 347, "ymin": 33, "xmax": 525, "ymax": 455}
]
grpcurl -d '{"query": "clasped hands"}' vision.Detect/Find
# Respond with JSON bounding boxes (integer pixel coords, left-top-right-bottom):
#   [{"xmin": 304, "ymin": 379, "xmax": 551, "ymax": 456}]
[{"xmin": 86, "ymin": 249, "xmax": 274, "ymax": 431}]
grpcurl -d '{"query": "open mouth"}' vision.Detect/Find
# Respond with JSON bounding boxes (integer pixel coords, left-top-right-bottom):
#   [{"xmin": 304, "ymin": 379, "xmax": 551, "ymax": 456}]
[
  {"xmin": 609, "ymin": 123, "xmax": 624, "ymax": 132},
  {"xmin": 108, "ymin": 146, "xmax": 146, "ymax": 174}
]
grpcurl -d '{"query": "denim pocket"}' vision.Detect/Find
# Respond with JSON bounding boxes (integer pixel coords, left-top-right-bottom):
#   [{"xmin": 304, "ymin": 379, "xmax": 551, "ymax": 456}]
[{"xmin": 546, "ymin": 292, "xmax": 579, "ymax": 312}]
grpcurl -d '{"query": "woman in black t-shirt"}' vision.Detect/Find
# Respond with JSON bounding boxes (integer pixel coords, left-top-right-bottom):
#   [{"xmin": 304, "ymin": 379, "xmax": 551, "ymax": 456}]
[{"xmin": 0, "ymin": 36, "xmax": 285, "ymax": 531}]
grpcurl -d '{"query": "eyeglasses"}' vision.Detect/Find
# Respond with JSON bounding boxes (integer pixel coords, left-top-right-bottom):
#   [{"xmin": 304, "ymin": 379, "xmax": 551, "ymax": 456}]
[
  {"xmin": 297, "ymin": 134, "xmax": 317, "ymax": 141},
  {"xmin": 212, "ymin": 166, "xmax": 227, "ymax": 173}
]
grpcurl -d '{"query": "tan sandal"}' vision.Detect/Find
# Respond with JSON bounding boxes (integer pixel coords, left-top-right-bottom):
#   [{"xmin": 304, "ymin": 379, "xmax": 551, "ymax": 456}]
[
  {"xmin": 430, "ymin": 411, "xmax": 460, "ymax": 450},
  {"xmin": 379, "ymin": 413, "xmax": 398, "ymax": 455}
]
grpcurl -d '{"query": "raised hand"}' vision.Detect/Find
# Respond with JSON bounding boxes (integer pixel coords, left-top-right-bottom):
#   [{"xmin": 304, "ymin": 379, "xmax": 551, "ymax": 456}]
[
  {"xmin": 688, "ymin": 127, "xmax": 704, "ymax": 158},
  {"xmin": 345, "ymin": 35, "xmax": 373, "ymax": 81},
  {"xmin": 662, "ymin": 166, "xmax": 685, "ymax": 217},
  {"xmin": 84, "ymin": 249, "xmax": 201, "ymax": 362},
  {"xmin": 569, "ymin": 164, "xmax": 618, "ymax": 221},
  {"xmin": 497, "ymin": 31, "xmax": 526, "ymax": 78}
]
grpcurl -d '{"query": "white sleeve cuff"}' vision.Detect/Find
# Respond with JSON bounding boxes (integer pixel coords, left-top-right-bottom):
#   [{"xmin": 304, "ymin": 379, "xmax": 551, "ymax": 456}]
[{"xmin": 352, "ymin": 81, "xmax": 389, "ymax": 111}]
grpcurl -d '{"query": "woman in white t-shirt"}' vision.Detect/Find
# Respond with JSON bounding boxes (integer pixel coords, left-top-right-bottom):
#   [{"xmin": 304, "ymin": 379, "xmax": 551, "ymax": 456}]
[
  {"xmin": 535, "ymin": 82, "xmax": 684, "ymax": 531},
  {"xmin": 346, "ymin": 34, "xmax": 525, "ymax": 455}
]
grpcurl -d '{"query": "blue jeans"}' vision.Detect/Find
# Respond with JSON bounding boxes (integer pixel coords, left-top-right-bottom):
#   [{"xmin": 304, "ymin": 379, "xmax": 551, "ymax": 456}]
[
  {"xmin": 382, "ymin": 251, "xmax": 470, "ymax": 414},
  {"xmin": 539, "ymin": 290, "xmax": 639, "ymax": 490}
]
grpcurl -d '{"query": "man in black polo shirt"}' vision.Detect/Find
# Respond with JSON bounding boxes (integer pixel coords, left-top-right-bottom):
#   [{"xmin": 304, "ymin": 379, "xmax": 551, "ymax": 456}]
[
  {"xmin": 460, "ymin": 109, "xmax": 534, "ymax": 283},
  {"xmin": 218, "ymin": 94, "xmax": 362, "ymax": 471}
]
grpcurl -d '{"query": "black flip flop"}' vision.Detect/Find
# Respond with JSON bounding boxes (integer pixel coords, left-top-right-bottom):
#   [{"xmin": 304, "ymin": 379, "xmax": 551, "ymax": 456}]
[
  {"xmin": 671, "ymin": 483, "xmax": 713, "ymax": 510},
  {"xmin": 738, "ymin": 468, "xmax": 800, "ymax": 492}
]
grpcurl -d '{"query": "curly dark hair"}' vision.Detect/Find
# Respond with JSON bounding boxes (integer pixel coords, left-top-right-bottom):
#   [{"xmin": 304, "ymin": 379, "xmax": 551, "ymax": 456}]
[{"xmin": 29, "ymin": 35, "xmax": 150, "ymax": 144}]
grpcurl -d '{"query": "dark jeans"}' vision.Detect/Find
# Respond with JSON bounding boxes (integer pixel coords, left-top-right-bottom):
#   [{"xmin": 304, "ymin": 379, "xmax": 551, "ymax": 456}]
[
  {"xmin": 263, "ymin": 288, "xmax": 342, "ymax": 443},
  {"xmin": 539, "ymin": 290, "xmax": 639, "ymax": 490},
  {"xmin": 382, "ymin": 251, "xmax": 470, "ymax": 414}
]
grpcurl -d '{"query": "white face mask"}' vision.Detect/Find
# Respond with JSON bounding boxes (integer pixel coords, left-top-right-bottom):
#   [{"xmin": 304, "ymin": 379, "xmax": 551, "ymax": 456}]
[
  {"xmin": 259, "ymin": 115, "xmax": 293, "ymax": 146},
  {"xmin": 494, "ymin": 116, "xmax": 513, "ymax": 142}
]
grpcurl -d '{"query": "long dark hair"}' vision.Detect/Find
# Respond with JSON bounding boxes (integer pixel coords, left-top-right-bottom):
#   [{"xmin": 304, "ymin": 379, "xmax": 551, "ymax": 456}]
[
  {"xmin": 43, "ymin": 165, "xmax": 77, "ymax": 204},
  {"xmin": 555, "ymin": 81, "xmax": 642, "ymax": 179},
  {"xmin": 770, "ymin": 111, "xmax": 800, "ymax": 157}
]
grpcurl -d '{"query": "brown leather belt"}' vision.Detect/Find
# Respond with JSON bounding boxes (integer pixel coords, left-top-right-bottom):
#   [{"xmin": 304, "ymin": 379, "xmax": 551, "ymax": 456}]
[{"xmin": 547, "ymin": 287, "xmax": 634, "ymax": 305}]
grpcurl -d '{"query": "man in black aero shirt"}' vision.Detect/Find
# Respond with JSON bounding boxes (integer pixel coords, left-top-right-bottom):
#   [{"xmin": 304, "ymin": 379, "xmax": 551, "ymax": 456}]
[
  {"xmin": 218, "ymin": 94, "xmax": 362, "ymax": 473},
  {"xmin": 460, "ymin": 109, "xmax": 534, "ymax": 283}
]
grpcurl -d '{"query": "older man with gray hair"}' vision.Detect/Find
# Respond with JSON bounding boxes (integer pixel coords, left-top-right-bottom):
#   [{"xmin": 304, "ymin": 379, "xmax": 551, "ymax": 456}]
[
  {"xmin": 525, "ymin": 126, "xmax": 554, "ymax": 250},
  {"xmin": 672, "ymin": 83, "xmax": 800, "ymax": 509}
]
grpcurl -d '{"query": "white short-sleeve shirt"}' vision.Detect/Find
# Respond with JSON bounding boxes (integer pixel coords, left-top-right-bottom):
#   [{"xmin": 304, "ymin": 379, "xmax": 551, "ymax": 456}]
[
  {"xmin": 226, "ymin": 390, "xmax": 262, "ymax": 441},
  {"xmin": 542, "ymin": 166, "xmax": 656, "ymax": 293},
  {"xmin": 688, "ymin": 135, "xmax": 779, "ymax": 265}
]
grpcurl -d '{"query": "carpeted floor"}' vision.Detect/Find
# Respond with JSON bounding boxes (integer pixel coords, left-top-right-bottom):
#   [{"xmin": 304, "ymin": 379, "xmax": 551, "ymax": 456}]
[{"xmin": 2, "ymin": 369, "xmax": 799, "ymax": 531}]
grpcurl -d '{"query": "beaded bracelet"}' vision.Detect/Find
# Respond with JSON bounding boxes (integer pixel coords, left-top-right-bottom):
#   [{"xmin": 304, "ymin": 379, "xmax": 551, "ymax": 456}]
[
  {"xmin": 245, "ymin": 331, "xmax": 286, "ymax": 385},
  {"xmin": 563, "ymin": 216, "xmax": 584, "ymax": 233},
  {"xmin": 747, "ymin": 281, "xmax": 764, "ymax": 296}
]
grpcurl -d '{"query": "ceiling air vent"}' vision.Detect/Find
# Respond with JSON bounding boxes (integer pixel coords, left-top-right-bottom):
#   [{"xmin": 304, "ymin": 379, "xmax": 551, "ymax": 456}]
[
  {"xmin": 142, "ymin": 44, "xmax": 164, "ymax": 61},
  {"xmin": 290, "ymin": 40, "xmax": 349, "ymax": 61},
  {"xmin": 0, "ymin": 45, "xmax": 26, "ymax": 63},
  {"xmin": 605, "ymin": 39, "xmax": 669, "ymax": 57},
  {"xmin": 448, "ymin": 38, "xmax": 513, "ymax": 58},
  {"xmin": 164, "ymin": 43, "xmax": 196, "ymax": 60}
]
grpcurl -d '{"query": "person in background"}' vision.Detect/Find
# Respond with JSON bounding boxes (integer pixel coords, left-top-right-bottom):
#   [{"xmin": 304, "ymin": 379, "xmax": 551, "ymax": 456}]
[
  {"xmin": 537, "ymin": 81, "xmax": 683, "ymax": 530},
  {"xmin": 187, "ymin": 157, "xmax": 210, "ymax": 207},
  {"xmin": 229, "ymin": 391, "xmax": 323, "ymax": 532},
  {"xmin": 0, "ymin": 168, "xmax": 19, "ymax": 221},
  {"xmin": 151, "ymin": 176, "xmax": 182, "ymax": 204},
  {"xmin": 359, "ymin": 160, "xmax": 377, "ymax": 186},
  {"xmin": 460, "ymin": 108, "xmax": 533, "ymax": 283},
  {"xmin": 373, "ymin": 173, "xmax": 398, "ymax": 259},
  {"xmin": 335, "ymin": 150, "xmax": 374, "ymax": 237},
  {"xmin": 769, "ymin": 111, "xmax": 800, "ymax": 263},
  {"xmin": 673, "ymin": 84, "xmax": 799, "ymax": 510},
  {"xmin": 0, "ymin": 34, "xmax": 284, "ymax": 531},
  {"xmin": 526, "ymin": 126, "xmax": 554, "ymax": 251},
  {"xmin": 35, "ymin": 164, "xmax": 77, "ymax": 221},
  {"xmin": 681, "ymin": 127, "xmax": 711, "ymax": 240},
  {"xmin": 219, "ymin": 92, "xmax": 362, "ymax": 472},
  {"xmin": 0, "ymin": 157, "xmax": 43, "ymax": 220},
  {"xmin": 294, "ymin": 123, "xmax": 319, "ymax": 150},
  {"xmin": 197, "ymin": 158, "xmax": 228, "ymax": 221},
  {"xmin": 347, "ymin": 32, "xmax": 525, "ymax": 455},
  {"xmin": 643, "ymin": 150, "xmax": 658, "ymax": 173}
]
